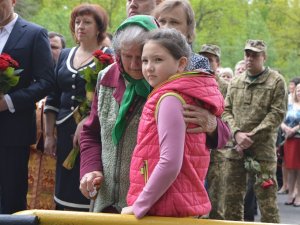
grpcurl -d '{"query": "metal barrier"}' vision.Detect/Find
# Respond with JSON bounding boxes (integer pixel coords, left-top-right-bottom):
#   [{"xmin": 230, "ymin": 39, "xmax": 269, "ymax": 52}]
[
  {"xmin": 15, "ymin": 210, "xmax": 296, "ymax": 225},
  {"xmin": 0, "ymin": 214, "xmax": 38, "ymax": 225},
  {"xmin": 16, "ymin": 210, "xmax": 296, "ymax": 225}
]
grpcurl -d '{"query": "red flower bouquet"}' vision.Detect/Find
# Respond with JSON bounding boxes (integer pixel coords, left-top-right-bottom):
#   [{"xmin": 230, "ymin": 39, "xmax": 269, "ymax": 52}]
[
  {"xmin": 93, "ymin": 49, "xmax": 114, "ymax": 65},
  {"xmin": 0, "ymin": 53, "xmax": 23, "ymax": 96},
  {"xmin": 64, "ymin": 50, "xmax": 114, "ymax": 170},
  {"xmin": 73, "ymin": 50, "xmax": 114, "ymax": 124}
]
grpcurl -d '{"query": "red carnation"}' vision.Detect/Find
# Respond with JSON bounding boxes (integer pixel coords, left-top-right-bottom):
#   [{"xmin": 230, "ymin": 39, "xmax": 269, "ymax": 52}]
[
  {"xmin": 93, "ymin": 50, "xmax": 104, "ymax": 58},
  {"xmin": 8, "ymin": 57, "xmax": 19, "ymax": 68},
  {"xmin": 0, "ymin": 53, "xmax": 22, "ymax": 94},
  {"xmin": 0, "ymin": 53, "xmax": 11, "ymax": 61},
  {"xmin": 261, "ymin": 179, "xmax": 274, "ymax": 189},
  {"xmin": 0, "ymin": 53, "xmax": 19, "ymax": 70},
  {"xmin": 0, "ymin": 59, "xmax": 10, "ymax": 71},
  {"xmin": 99, "ymin": 53, "xmax": 114, "ymax": 65}
]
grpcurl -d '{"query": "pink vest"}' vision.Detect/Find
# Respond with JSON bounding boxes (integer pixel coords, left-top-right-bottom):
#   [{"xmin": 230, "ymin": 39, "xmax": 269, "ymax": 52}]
[{"xmin": 127, "ymin": 72, "xmax": 224, "ymax": 217}]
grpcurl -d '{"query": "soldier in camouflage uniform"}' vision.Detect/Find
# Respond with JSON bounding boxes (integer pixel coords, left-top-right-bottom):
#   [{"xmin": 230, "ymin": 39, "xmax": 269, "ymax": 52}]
[
  {"xmin": 199, "ymin": 44, "xmax": 228, "ymax": 97},
  {"xmin": 199, "ymin": 44, "xmax": 230, "ymax": 219},
  {"xmin": 222, "ymin": 40, "xmax": 287, "ymax": 223}
]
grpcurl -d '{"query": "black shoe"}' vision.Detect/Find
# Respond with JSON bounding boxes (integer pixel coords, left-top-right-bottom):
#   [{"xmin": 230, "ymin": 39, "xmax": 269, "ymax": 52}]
[
  {"xmin": 285, "ymin": 198, "xmax": 295, "ymax": 205},
  {"xmin": 293, "ymin": 202, "xmax": 300, "ymax": 207}
]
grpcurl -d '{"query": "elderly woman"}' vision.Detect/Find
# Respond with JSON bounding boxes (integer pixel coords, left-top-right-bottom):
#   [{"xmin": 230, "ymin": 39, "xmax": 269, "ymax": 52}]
[
  {"xmin": 44, "ymin": 3, "xmax": 111, "ymax": 211},
  {"xmin": 79, "ymin": 15, "xmax": 230, "ymax": 213}
]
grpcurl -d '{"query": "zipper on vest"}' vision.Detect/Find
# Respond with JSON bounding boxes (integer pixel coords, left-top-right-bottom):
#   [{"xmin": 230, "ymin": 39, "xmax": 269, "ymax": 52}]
[{"xmin": 140, "ymin": 160, "xmax": 149, "ymax": 184}]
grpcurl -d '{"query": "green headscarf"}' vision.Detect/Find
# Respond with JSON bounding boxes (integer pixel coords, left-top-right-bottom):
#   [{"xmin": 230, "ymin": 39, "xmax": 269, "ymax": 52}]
[{"xmin": 112, "ymin": 15, "xmax": 159, "ymax": 145}]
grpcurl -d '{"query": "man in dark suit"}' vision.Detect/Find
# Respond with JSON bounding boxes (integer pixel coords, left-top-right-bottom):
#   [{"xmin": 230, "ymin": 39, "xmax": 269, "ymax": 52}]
[{"xmin": 0, "ymin": 0, "xmax": 54, "ymax": 214}]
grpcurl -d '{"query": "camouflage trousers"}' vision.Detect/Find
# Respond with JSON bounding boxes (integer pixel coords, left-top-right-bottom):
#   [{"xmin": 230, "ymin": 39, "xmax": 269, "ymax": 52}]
[
  {"xmin": 207, "ymin": 151, "xmax": 227, "ymax": 219},
  {"xmin": 224, "ymin": 158, "xmax": 280, "ymax": 223}
]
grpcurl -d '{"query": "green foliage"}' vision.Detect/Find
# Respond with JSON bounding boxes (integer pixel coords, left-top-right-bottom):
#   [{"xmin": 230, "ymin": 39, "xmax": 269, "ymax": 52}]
[
  {"xmin": 80, "ymin": 65, "xmax": 97, "ymax": 92},
  {"xmin": 244, "ymin": 156, "xmax": 261, "ymax": 174},
  {"xmin": 15, "ymin": 0, "xmax": 42, "ymax": 20},
  {"xmin": 74, "ymin": 51, "xmax": 113, "ymax": 123},
  {"xmin": 0, "ymin": 66, "xmax": 22, "ymax": 94},
  {"xmin": 62, "ymin": 146, "xmax": 79, "ymax": 170}
]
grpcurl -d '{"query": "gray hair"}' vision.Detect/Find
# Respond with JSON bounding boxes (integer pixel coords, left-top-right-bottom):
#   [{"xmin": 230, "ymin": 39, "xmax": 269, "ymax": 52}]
[
  {"xmin": 143, "ymin": 28, "xmax": 191, "ymax": 66},
  {"xmin": 220, "ymin": 67, "xmax": 234, "ymax": 77},
  {"xmin": 112, "ymin": 26, "xmax": 147, "ymax": 55}
]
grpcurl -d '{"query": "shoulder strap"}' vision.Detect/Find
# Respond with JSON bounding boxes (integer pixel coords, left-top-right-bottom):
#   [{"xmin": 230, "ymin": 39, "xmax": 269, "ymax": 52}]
[
  {"xmin": 101, "ymin": 46, "xmax": 114, "ymax": 55},
  {"xmin": 155, "ymin": 92, "xmax": 186, "ymax": 121}
]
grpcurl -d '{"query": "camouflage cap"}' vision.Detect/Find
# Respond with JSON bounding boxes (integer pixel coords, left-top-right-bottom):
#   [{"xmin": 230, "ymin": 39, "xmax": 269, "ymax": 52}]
[
  {"xmin": 199, "ymin": 44, "xmax": 221, "ymax": 58},
  {"xmin": 244, "ymin": 39, "xmax": 266, "ymax": 52}
]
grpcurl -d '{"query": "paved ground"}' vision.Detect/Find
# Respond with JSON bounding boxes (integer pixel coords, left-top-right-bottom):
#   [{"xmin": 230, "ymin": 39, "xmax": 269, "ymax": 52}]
[{"xmin": 255, "ymin": 193, "xmax": 300, "ymax": 224}]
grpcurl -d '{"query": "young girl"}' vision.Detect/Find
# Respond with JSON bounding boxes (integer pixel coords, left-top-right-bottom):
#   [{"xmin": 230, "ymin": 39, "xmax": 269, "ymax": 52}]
[{"xmin": 121, "ymin": 28, "xmax": 224, "ymax": 218}]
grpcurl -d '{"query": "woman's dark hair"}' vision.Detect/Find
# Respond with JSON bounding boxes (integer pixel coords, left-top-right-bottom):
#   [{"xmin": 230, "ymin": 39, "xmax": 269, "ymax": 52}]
[
  {"xmin": 48, "ymin": 31, "xmax": 66, "ymax": 49},
  {"xmin": 290, "ymin": 77, "xmax": 300, "ymax": 86},
  {"xmin": 69, "ymin": 3, "xmax": 108, "ymax": 44}
]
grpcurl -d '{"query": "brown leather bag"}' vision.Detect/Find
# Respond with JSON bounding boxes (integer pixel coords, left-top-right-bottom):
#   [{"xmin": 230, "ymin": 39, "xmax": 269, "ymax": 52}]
[{"xmin": 27, "ymin": 99, "xmax": 56, "ymax": 210}]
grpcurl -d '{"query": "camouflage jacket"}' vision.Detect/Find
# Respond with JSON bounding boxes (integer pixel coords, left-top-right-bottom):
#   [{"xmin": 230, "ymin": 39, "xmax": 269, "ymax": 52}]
[
  {"xmin": 216, "ymin": 75, "xmax": 229, "ymax": 98},
  {"xmin": 222, "ymin": 67, "xmax": 287, "ymax": 161}
]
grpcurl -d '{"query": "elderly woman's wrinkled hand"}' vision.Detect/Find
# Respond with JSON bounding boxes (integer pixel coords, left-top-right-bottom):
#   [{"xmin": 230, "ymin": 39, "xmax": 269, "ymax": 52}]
[
  {"xmin": 183, "ymin": 104, "xmax": 217, "ymax": 134},
  {"xmin": 79, "ymin": 171, "xmax": 104, "ymax": 199},
  {"xmin": 121, "ymin": 206, "xmax": 134, "ymax": 215}
]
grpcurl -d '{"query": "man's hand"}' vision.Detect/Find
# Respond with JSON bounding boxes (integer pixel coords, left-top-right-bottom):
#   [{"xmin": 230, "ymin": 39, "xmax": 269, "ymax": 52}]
[
  {"xmin": 79, "ymin": 171, "xmax": 104, "ymax": 199},
  {"xmin": 0, "ymin": 97, "xmax": 8, "ymax": 112},
  {"xmin": 234, "ymin": 131, "xmax": 254, "ymax": 150},
  {"xmin": 183, "ymin": 104, "xmax": 217, "ymax": 134}
]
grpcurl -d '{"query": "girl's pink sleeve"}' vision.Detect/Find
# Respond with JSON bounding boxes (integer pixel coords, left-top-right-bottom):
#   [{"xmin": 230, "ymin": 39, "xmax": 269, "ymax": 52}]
[{"xmin": 132, "ymin": 96, "xmax": 186, "ymax": 218}]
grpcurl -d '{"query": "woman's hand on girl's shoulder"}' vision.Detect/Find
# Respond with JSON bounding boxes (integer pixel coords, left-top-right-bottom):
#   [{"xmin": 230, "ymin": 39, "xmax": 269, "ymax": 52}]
[{"xmin": 182, "ymin": 104, "xmax": 217, "ymax": 134}]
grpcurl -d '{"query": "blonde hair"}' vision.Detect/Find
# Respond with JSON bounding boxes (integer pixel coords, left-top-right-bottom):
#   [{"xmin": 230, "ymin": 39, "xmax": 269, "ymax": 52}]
[{"xmin": 220, "ymin": 67, "xmax": 233, "ymax": 76}]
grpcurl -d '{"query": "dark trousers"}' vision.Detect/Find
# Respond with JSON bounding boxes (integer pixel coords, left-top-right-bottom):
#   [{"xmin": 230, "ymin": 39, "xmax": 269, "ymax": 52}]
[{"xmin": 0, "ymin": 146, "xmax": 30, "ymax": 214}]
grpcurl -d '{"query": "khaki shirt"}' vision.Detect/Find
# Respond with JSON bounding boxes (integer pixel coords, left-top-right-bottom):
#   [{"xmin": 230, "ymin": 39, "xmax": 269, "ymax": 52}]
[{"xmin": 222, "ymin": 67, "xmax": 287, "ymax": 161}]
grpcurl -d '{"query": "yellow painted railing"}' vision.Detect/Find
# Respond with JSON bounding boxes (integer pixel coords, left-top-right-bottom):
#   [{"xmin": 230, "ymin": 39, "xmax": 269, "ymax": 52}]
[{"xmin": 15, "ymin": 210, "xmax": 296, "ymax": 225}]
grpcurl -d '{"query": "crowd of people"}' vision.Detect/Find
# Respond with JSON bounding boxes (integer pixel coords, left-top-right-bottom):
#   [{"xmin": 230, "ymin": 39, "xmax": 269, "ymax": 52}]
[{"xmin": 0, "ymin": 0, "xmax": 299, "ymax": 223}]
